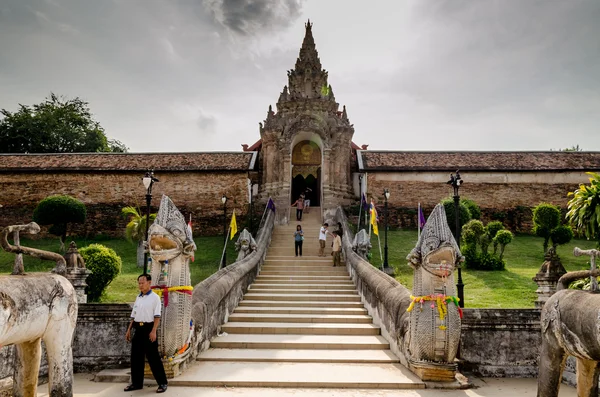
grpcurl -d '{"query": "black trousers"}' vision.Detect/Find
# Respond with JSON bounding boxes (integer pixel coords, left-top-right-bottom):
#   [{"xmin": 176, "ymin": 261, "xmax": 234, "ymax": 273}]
[
  {"xmin": 296, "ymin": 209, "xmax": 303, "ymax": 221},
  {"xmin": 130, "ymin": 322, "xmax": 168, "ymax": 387},
  {"xmin": 295, "ymin": 240, "xmax": 303, "ymax": 256}
]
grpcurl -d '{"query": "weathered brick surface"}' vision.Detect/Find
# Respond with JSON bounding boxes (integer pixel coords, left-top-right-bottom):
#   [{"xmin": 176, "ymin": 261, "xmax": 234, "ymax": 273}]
[
  {"xmin": 366, "ymin": 177, "xmax": 577, "ymax": 231},
  {"xmin": 0, "ymin": 171, "xmax": 253, "ymax": 237}
]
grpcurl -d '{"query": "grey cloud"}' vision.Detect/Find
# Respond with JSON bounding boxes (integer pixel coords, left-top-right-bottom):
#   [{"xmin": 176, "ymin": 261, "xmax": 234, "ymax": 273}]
[
  {"xmin": 197, "ymin": 110, "xmax": 217, "ymax": 133},
  {"xmin": 203, "ymin": 0, "xmax": 303, "ymax": 36}
]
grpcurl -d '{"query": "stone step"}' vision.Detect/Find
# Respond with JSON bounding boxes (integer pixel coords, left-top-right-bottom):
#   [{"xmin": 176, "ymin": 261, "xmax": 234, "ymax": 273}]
[
  {"xmin": 247, "ymin": 288, "xmax": 358, "ymax": 296},
  {"xmin": 210, "ymin": 334, "xmax": 390, "ymax": 349},
  {"xmin": 259, "ymin": 270, "xmax": 348, "ymax": 276},
  {"xmin": 255, "ymin": 275, "xmax": 351, "ymax": 282},
  {"xmin": 243, "ymin": 293, "xmax": 361, "ymax": 302},
  {"xmin": 221, "ymin": 322, "xmax": 380, "ymax": 335},
  {"xmin": 250, "ymin": 283, "xmax": 355, "ymax": 290},
  {"xmin": 262, "ymin": 261, "xmax": 339, "ymax": 267},
  {"xmin": 197, "ymin": 348, "xmax": 400, "ymax": 363},
  {"xmin": 228, "ymin": 313, "xmax": 372, "ymax": 324},
  {"xmin": 234, "ymin": 306, "xmax": 368, "ymax": 315},
  {"xmin": 238, "ymin": 300, "xmax": 365, "ymax": 308},
  {"xmin": 171, "ymin": 362, "xmax": 423, "ymax": 388}
]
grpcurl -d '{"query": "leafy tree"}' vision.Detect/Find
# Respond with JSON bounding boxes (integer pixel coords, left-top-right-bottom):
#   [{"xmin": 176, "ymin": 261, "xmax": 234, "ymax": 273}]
[
  {"xmin": 80, "ymin": 244, "xmax": 122, "ymax": 302},
  {"xmin": 532, "ymin": 203, "xmax": 561, "ymax": 254},
  {"xmin": 33, "ymin": 195, "xmax": 86, "ymax": 251},
  {"xmin": 122, "ymin": 206, "xmax": 157, "ymax": 268},
  {"xmin": 561, "ymin": 144, "xmax": 583, "ymax": 152},
  {"xmin": 0, "ymin": 93, "xmax": 128, "ymax": 153},
  {"xmin": 566, "ymin": 172, "xmax": 600, "ymax": 248},
  {"xmin": 461, "ymin": 219, "xmax": 511, "ymax": 270}
]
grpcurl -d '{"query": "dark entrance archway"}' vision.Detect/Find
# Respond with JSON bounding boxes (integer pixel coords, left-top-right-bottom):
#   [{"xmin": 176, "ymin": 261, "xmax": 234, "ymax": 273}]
[
  {"xmin": 291, "ymin": 169, "xmax": 320, "ymax": 207},
  {"xmin": 291, "ymin": 140, "xmax": 321, "ymax": 207}
]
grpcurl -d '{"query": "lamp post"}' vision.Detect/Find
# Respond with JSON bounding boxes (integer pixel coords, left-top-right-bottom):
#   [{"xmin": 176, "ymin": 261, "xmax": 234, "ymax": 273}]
[
  {"xmin": 447, "ymin": 170, "xmax": 464, "ymax": 308},
  {"xmin": 222, "ymin": 195, "xmax": 228, "ymax": 268},
  {"xmin": 358, "ymin": 175, "xmax": 363, "ymax": 230},
  {"xmin": 142, "ymin": 171, "xmax": 159, "ymax": 275},
  {"xmin": 383, "ymin": 188, "xmax": 390, "ymax": 271}
]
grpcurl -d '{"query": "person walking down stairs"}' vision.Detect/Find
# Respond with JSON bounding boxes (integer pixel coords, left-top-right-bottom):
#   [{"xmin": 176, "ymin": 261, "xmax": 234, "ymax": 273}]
[
  {"xmin": 318, "ymin": 223, "xmax": 329, "ymax": 257},
  {"xmin": 291, "ymin": 195, "xmax": 305, "ymax": 221},
  {"xmin": 294, "ymin": 225, "xmax": 304, "ymax": 257}
]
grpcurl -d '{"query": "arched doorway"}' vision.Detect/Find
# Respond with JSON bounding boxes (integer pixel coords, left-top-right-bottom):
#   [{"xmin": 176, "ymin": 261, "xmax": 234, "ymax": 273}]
[{"xmin": 291, "ymin": 140, "xmax": 321, "ymax": 207}]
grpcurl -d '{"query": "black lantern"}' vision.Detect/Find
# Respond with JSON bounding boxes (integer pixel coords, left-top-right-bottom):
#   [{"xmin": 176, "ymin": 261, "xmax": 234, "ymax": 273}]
[{"xmin": 447, "ymin": 170, "xmax": 464, "ymax": 308}]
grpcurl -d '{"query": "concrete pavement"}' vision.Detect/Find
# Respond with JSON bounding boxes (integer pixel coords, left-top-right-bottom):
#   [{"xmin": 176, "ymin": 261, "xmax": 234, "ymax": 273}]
[{"xmin": 35, "ymin": 374, "xmax": 576, "ymax": 397}]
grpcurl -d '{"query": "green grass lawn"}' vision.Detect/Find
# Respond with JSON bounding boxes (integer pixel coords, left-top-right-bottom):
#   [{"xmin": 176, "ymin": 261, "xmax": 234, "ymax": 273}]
[
  {"xmin": 0, "ymin": 236, "xmax": 237, "ymax": 303},
  {"xmin": 378, "ymin": 230, "xmax": 598, "ymax": 308}
]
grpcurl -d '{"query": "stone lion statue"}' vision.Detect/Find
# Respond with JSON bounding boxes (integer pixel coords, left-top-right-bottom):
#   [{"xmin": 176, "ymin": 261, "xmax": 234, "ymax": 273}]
[{"xmin": 235, "ymin": 228, "xmax": 257, "ymax": 261}]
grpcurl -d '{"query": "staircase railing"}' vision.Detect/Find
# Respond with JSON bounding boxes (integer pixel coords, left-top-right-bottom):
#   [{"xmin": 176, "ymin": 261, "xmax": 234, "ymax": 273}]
[
  {"xmin": 190, "ymin": 205, "xmax": 275, "ymax": 360},
  {"xmin": 335, "ymin": 206, "xmax": 412, "ymax": 365}
]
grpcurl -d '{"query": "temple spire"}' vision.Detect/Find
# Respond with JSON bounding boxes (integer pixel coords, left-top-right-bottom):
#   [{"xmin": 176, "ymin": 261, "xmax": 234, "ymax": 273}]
[{"xmin": 294, "ymin": 19, "xmax": 322, "ymax": 72}]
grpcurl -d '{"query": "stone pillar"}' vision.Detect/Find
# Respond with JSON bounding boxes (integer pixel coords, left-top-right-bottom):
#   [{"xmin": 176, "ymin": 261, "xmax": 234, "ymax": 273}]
[
  {"xmin": 66, "ymin": 268, "xmax": 91, "ymax": 304},
  {"xmin": 532, "ymin": 247, "xmax": 566, "ymax": 308},
  {"xmin": 63, "ymin": 241, "xmax": 91, "ymax": 303}
]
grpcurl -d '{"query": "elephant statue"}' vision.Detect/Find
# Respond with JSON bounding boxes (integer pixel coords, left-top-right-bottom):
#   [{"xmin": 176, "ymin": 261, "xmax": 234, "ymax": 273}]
[
  {"xmin": 538, "ymin": 247, "xmax": 600, "ymax": 397},
  {"xmin": 0, "ymin": 273, "xmax": 78, "ymax": 397}
]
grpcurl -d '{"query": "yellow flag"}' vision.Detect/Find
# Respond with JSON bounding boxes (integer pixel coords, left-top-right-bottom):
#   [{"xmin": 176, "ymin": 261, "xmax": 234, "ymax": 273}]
[
  {"xmin": 229, "ymin": 210, "xmax": 237, "ymax": 240},
  {"xmin": 370, "ymin": 205, "xmax": 379, "ymax": 236}
]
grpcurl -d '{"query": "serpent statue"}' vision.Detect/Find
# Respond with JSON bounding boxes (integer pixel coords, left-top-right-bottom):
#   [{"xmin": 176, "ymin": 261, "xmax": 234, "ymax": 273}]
[
  {"xmin": 406, "ymin": 203, "xmax": 462, "ymax": 378},
  {"xmin": 235, "ymin": 228, "xmax": 257, "ymax": 261},
  {"xmin": 352, "ymin": 229, "xmax": 372, "ymax": 260},
  {"xmin": 147, "ymin": 195, "xmax": 196, "ymax": 375},
  {"xmin": 538, "ymin": 247, "xmax": 600, "ymax": 397}
]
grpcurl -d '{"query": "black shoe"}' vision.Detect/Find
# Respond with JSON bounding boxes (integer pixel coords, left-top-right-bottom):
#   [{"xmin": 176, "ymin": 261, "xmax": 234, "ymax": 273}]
[
  {"xmin": 124, "ymin": 384, "xmax": 143, "ymax": 392},
  {"xmin": 156, "ymin": 384, "xmax": 168, "ymax": 393}
]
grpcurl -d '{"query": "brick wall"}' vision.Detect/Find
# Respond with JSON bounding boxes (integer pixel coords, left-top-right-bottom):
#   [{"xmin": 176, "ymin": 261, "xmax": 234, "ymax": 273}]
[{"xmin": 0, "ymin": 171, "xmax": 253, "ymax": 237}]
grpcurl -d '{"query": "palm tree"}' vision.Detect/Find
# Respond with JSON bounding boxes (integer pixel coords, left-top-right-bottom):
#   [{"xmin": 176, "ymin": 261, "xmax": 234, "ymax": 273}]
[
  {"xmin": 122, "ymin": 206, "xmax": 156, "ymax": 268},
  {"xmin": 566, "ymin": 172, "xmax": 600, "ymax": 248}
]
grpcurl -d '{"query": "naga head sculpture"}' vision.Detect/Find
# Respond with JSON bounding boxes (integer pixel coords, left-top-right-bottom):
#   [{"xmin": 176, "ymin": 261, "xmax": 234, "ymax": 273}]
[
  {"xmin": 407, "ymin": 203, "xmax": 462, "ymax": 276},
  {"xmin": 148, "ymin": 195, "xmax": 196, "ymax": 262},
  {"xmin": 235, "ymin": 228, "xmax": 256, "ymax": 254}
]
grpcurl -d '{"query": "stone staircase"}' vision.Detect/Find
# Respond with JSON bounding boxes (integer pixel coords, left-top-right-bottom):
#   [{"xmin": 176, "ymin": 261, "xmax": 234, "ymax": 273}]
[{"xmin": 173, "ymin": 207, "xmax": 424, "ymax": 388}]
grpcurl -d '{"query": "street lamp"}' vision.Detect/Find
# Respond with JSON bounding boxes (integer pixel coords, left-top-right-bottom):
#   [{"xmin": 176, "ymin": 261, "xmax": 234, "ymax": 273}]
[
  {"xmin": 222, "ymin": 195, "xmax": 228, "ymax": 268},
  {"xmin": 142, "ymin": 171, "xmax": 159, "ymax": 275},
  {"xmin": 447, "ymin": 170, "xmax": 464, "ymax": 308},
  {"xmin": 383, "ymin": 188, "xmax": 390, "ymax": 272},
  {"xmin": 358, "ymin": 175, "xmax": 364, "ymax": 230}
]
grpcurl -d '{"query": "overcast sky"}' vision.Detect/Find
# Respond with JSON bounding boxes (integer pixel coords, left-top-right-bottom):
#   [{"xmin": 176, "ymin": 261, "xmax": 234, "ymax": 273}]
[{"xmin": 1, "ymin": 0, "xmax": 599, "ymax": 152}]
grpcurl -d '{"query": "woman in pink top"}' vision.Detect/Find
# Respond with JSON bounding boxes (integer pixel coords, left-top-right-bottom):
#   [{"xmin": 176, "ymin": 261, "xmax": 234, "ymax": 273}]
[{"xmin": 291, "ymin": 194, "xmax": 305, "ymax": 221}]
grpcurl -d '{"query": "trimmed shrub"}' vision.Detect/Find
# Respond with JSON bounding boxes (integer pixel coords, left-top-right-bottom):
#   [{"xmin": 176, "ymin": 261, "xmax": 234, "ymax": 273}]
[
  {"xmin": 442, "ymin": 198, "xmax": 471, "ymax": 239},
  {"xmin": 33, "ymin": 195, "xmax": 86, "ymax": 250},
  {"xmin": 551, "ymin": 225, "xmax": 574, "ymax": 248},
  {"xmin": 462, "ymin": 198, "xmax": 481, "ymax": 220},
  {"xmin": 532, "ymin": 203, "xmax": 561, "ymax": 253},
  {"xmin": 80, "ymin": 244, "xmax": 122, "ymax": 302}
]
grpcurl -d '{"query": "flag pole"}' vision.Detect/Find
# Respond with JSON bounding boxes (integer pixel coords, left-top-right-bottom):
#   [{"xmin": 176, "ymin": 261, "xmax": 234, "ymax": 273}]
[
  {"xmin": 418, "ymin": 202, "xmax": 421, "ymax": 241},
  {"xmin": 357, "ymin": 199, "xmax": 363, "ymax": 231},
  {"xmin": 378, "ymin": 234, "xmax": 383, "ymax": 270},
  {"xmin": 219, "ymin": 225, "xmax": 231, "ymax": 270}
]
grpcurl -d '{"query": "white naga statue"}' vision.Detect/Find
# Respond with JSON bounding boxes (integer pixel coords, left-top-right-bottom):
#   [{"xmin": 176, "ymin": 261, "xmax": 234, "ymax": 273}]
[
  {"xmin": 0, "ymin": 222, "xmax": 78, "ymax": 397},
  {"xmin": 235, "ymin": 228, "xmax": 257, "ymax": 261},
  {"xmin": 406, "ymin": 204, "xmax": 462, "ymax": 373},
  {"xmin": 147, "ymin": 195, "xmax": 196, "ymax": 374}
]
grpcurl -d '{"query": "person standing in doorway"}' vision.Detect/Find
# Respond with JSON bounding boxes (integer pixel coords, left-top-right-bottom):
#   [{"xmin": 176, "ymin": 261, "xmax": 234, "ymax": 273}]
[
  {"xmin": 318, "ymin": 223, "xmax": 329, "ymax": 257},
  {"xmin": 303, "ymin": 187, "xmax": 313, "ymax": 213},
  {"xmin": 294, "ymin": 224, "xmax": 304, "ymax": 257},
  {"xmin": 124, "ymin": 274, "xmax": 168, "ymax": 393},
  {"xmin": 291, "ymin": 194, "xmax": 305, "ymax": 221},
  {"xmin": 332, "ymin": 230, "xmax": 342, "ymax": 267}
]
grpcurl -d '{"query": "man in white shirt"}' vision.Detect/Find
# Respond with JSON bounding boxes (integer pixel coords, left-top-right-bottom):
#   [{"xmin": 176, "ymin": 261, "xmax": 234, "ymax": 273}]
[
  {"xmin": 318, "ymin": 223, "xmax": 329, "ymax": 257},
  {"xmin": 124, "ymin": 274, "xmax": 168, "ymax": 393}
]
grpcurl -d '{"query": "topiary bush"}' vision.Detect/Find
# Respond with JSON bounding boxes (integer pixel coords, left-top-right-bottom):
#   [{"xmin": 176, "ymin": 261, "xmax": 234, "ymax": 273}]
[
  {"xmin": 461, "ymin": 219, "xmax": 512, "ymax": 271},
  {"xmin": 442, "ymin": 198, "xmax": 472, "ymax": 240},
  {"xmin": 532, "ymin": 203, "xmax": 561, "ymax": 253},
  {"xmin": 80, "ymin": 243, "xmax": 122, "ymax": 302},
  {"xmin": 462, "ymin": 198, "xmax": 481, "ymax": 220},
  {"xmin": 33, "ymin": 195, "xmax": 86, "ymax": 251}
]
